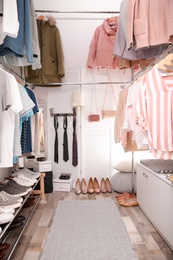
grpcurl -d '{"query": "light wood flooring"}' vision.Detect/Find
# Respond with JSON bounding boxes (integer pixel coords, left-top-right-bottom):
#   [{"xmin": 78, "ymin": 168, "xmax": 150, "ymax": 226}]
[{"xmin": 5, "ymin": 190, "xmax": 173, "ymax": 260}]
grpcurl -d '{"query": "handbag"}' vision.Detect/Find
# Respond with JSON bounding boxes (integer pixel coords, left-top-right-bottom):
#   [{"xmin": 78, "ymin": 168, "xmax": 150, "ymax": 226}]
[
  {"xmin": 102, "ymin": 76, "xmax": 117, "ymax": 120},
  {"xmin": 88, "ymin": 81, "xmax": 100, "ymax": 122},
  {"xmin": 88, "ymin": 114, "xmax": 100, "ymax": 122},
  {"xmin": 102, "ymin": 110, "xmax": 116, "ymax": 119}
]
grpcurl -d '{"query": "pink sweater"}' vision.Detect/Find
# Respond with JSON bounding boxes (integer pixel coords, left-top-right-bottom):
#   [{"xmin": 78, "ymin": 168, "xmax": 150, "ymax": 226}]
[{"xmin": 127, "ymin": 0, "xmax": 173, "ymax": 49}]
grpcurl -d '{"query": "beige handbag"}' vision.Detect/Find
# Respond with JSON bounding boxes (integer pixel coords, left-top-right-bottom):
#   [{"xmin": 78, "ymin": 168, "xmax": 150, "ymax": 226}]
[
  {"xmin": 102, "ymin": 83, "xmax": 117, "ymax": 120},
  {"xmin": 88, "ymin": 84, "xmax": 100, "ymax": 122}
]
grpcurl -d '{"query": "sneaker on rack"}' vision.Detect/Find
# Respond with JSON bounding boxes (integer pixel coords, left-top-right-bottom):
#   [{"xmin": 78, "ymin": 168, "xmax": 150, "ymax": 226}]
[
  {"xmin": 0, "ymin": 212, "xmax": 14, "ymax": 225},
  {"xmin": 12, "ymin": 177, "xmax": 35, "ymax": 187},
  {"xmin": 0, "ymin": 207, "xmax": 15, "ymax": 214},
  {"xmin": 0, "ymin": 191, "xmax": 23, "ymax": 203},
  {"xmin": 0, "ymin": 193, "xmax": 22, "ymax": 209},
  {"xmin": 14, "ymin": 174, "xmax": 37, "ymax": 184},
  {"xmin": 21, "ymin": 168, "xmax": 41, "ymax": 178},
  {"xmin": 6, "ymin": 180, "xmax": 32, "ymax": 192},
  {"xmin": 12, "ymin": 168, "xmax": 41, "ymax": 179},
  {"xmin": 0, "ymin": 181, "xmax": 28, "ymax": 197}
]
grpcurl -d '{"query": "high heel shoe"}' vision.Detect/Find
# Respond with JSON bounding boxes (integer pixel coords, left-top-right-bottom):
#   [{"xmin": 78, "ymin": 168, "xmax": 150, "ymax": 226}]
[
  {"xmin": 81, "ymin": 178, "xmax": 87, "ymax": 194},
  {"xmin": 106, "ymin": 178, "xmax": 112, "ymax": 193},
  {"xmin": 75, "ymin": 178, "xmax": 81, "ymax": 195},
  {"xmin": 87, "ymin": 177, "xmax": 94, "ymax": 194},
  {"xmin": 93, "ymin": 177, "xmax": 100, "ymax": 194},
  {"xmin": 100, "ymin": 178, "xmax": 107, "ymax": 193}
]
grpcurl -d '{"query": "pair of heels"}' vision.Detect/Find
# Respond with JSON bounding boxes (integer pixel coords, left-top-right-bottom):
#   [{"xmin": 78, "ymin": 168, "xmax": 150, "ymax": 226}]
[
  {"xmin": 88, "ymin": 177, "xmax": 112, "ymax": 194},
  {"xmin": 75, "ymin": 178, "xmax": 87, "ymax": 195},
  {"xmin": 115, "ymin": 192, "xmax": 138, "ymax": 207},
  {"xmin": 75, "ymin": 177, "xmax": 112, "ymax": 195},
  {"xmin": 99, "ymin": 178, "xmax": 112, "ymax": 194},
  {"xmin": 75, "ymin": 178, "xmax": 99, "ymax": 195}
]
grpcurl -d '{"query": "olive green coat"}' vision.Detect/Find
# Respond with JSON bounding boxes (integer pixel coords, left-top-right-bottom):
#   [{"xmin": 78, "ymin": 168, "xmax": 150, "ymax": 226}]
[{"xmin": 25, "ymin": 17, "xmax": 65, "ymax": 85}]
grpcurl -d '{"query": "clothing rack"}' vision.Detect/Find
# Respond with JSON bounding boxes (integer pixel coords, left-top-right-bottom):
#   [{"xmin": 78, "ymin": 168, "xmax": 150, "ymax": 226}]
[
  {"xmin": 50, "ymin": 108, "xmax": 76, "ymax": 117},
  {"xmin": 123, "ymin": 44, "xmax": 173, "ymax": 194},
  {"xmin": 35, "ymin": 10, "xmax": 120, "ymax": 14},
  {"xmin": 31, "ymin": 80, "xmax": 127, "ymax": 87}
]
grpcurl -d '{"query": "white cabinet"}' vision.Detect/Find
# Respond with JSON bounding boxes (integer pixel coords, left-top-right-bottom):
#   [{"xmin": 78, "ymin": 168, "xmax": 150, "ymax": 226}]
[{"xmin": 137, "ymin": 163, "xmax": 173, "ymax": 250}]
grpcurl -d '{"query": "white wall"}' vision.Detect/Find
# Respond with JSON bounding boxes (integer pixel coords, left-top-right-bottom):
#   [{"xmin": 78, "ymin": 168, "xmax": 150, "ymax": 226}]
[
  {"xmin": 32, "ymin": 0, "xmax": 135, "ymax": 184},
  {"xmin": 33, "ymin": 0, "xmax": 122, "ymax": 12},
  {"xmin": 33, "ymin": 0, "xmax": 152, "ymax": 184}
]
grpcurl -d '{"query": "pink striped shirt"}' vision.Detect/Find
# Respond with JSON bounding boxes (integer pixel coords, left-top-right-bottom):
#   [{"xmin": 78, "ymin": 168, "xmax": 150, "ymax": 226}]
[{"xmin": 136, "ymin": 68, "xmax": 173, "ymax": 159}]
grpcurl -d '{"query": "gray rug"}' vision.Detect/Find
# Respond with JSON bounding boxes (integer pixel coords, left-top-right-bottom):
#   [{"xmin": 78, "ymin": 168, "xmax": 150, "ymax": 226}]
[{"xmin": 40, "ymin": 200, "xmax": 138, "ymax": 260}]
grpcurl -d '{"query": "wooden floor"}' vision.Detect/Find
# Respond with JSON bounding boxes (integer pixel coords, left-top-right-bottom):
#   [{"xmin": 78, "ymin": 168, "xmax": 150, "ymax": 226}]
[{"xmin": 7, "ymin": 190, "xmax": 173, "ymax": 260}]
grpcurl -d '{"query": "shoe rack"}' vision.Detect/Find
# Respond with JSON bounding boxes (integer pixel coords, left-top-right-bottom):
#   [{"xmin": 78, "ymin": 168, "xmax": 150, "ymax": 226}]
[{"xmin": 0, "ymin": 173, "xmax": 46, "ymax": 259}]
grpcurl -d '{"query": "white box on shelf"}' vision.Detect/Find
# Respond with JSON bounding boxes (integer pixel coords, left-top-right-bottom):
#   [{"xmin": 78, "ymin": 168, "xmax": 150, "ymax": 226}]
[
  {"xmin": 53, "ymin": 177, "xmax": 73, "ymax": 192},
  {"xmin": 33, "ymin": 161, "xmax": 52, "ymax": 172}
]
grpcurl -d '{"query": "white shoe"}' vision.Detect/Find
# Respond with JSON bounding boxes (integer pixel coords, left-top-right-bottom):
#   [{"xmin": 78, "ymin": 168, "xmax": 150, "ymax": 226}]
[
  {"xmin": 0, "ymin": 207, "xmax": 15, "ymax": 214},
  {"xmin": 12, "ymin": 177, "xmax": 36, "ymax": 187},
  {"xmin": 0, "ymin": 194, "xmax": 22, "ymax": 209},
  {"xmin": 0, "ymin": 212, "xmax": 14, "ymax": 224},
  {"xmin": 16, "ymin": 174, "xmax": 37, "ymax": 184},
  {"xmin": 0, "ymin": 191, "xmax": 23, "ymax": 203},
  {"xmin": 22, "ymin": 168, "xmax": 41, "ymax": 178},
  {"xmin": 12, "ymin": 168, "xmax": 41, "ymax": 179}
]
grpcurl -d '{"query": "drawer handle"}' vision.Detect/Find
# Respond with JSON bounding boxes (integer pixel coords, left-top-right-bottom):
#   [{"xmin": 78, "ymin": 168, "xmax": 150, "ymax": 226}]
[{"xmin": 143, "ymin": 172, "xmax": 148, "ymax": 178}]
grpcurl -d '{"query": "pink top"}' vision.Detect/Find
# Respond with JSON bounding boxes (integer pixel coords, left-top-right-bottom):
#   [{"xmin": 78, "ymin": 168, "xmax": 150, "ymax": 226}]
[
  {"xmin": 127, "ymin": 0, "xmax": 173, "ymax": 49},
  {"xmin": 136, "ymin": 68, "xmax": 173, "ymax": 159}
]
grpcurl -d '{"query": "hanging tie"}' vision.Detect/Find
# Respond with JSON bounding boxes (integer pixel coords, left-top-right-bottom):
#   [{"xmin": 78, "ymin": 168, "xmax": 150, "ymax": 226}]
[
  {"xmin": 54, "ymin": 115, "xmax": 59, "ymax": 163},
  {"xmin": 63, "ymin": 115, "xmax": 69, "ymax": 162},
  {"xmin": 72, "ymin": 115, "xmax": 78, "ymax": 167}
]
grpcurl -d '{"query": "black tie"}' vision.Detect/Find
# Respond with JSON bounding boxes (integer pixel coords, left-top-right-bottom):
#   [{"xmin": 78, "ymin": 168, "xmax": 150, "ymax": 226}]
[
  {"xmin": 72, "ymin": 115, "xmax": 78, "ymax": 167},
  {"xmin": 63, "ymin": 115, "xmax": 69, "ymax": 162},
  {"xmin": 54, "ymin": 115, "xmax": 59, "ymax": 163}
]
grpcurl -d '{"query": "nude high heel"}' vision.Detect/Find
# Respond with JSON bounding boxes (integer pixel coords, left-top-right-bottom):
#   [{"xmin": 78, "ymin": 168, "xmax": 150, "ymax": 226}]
[
  {"xmin": 93, "ymin": 177, "xmax": 100, "ymax": 194},
  {"xmin": 87, "ymin": 177, "xmax": 94, "ymax": 194},
  {"xmin": 81, "ymin": 178, "xmax": 87, "ymax": 194},
  {"xmin": 106, "ymin": 178, "xmax": 112, "ymax": 193},
  {"xmin": 75, "ymin": 178, "xmax": 81, "ymax": 195},
  {"xmin": 100, "ymin": 178, "xmax": 107, "ymax": 193}
]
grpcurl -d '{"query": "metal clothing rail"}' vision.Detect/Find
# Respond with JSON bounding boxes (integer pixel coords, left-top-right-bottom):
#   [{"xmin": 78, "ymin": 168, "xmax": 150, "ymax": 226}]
[
  {"xmin": 35, "ymin": 10, "xmax": 120, "ymax": 14},
  {"xmin": 31, "ymin": 80, "xmax": 127, "ymax": 87}
]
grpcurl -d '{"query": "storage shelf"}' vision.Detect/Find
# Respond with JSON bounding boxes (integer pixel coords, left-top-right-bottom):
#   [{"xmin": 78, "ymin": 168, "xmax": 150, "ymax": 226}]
[{"xmin": 0, "ymin": 173, "xmax": 46, "ymax": 259}]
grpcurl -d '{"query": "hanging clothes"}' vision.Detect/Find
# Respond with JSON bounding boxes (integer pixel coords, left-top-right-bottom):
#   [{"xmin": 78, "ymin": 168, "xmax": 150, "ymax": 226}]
[
  {"xmin": 2, "ymin": 0, "xmax": 41, "ymax": 70},
  {"xmin": 0, "ymin": 0, "xmax": 33, "ymax": 63},
  {"xmin": 22, "ymin": 87, "xmax": 39, "ymax": 154},
  {"xmin": 86, "ymin": 18, "xmax": 120, "ymax": 69},
  {"xmin": 25, "ymin": 16, "xmax": 65, "ymax": 85},
  {"xmin": 0, "ymin": 69, "xmax": 23, "ymax": 168}
]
